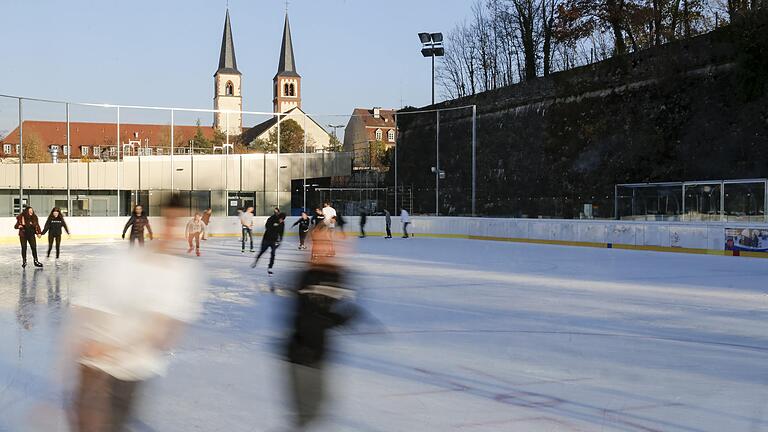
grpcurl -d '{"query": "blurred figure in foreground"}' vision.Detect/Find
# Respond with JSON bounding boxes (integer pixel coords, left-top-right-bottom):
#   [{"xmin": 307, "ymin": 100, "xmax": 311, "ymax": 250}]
[
  {"xmin": 284, "ymin": 225, "xmax": 359, "ymax": 430},
  {"xmin": 68, "ymin": 195, "xmax": 204, "ymax": 432}
]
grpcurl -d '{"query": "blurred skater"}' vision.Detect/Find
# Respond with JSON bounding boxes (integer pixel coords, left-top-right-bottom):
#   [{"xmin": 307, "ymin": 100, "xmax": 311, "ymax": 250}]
[
  {"xmin": 122, "ymin": 205, "xmax": 153, "ymax": 247},
  {"xmin": 292, "ymin": 211, "xmax": 311, "ymax": 250},
  {"xmin": 68, "ymin": 195, "xmax": 204, "ymax": 432},
  {"xmin": 42, "ymin": 207, "xmax": 70, "ymax": 259},
  {"xmin": 284, "ymin": 233, "xmax": 358, "ymax": 429},
  {"xmin": 400, "ymin": 208, "xmax": 411, "ymax": 238},
  {"xmin": 321, "ymin": 202, "xmax": 336, "ymax": 226},
  {"xmin": 185, "ymin": 212, "xmax": 207, "ymax": 256},
  {"xmin": 201, "ymin": 207, "xmax": 212, "ymax": 240},
  {"xmin": 311, "ymin": 207, "xmax": 325, "ymax": 227},
  {"xmin": 240, "ymin": 206, "xmax": 255, "ymax": 253},
  {"xmin": 15, "ymin": 206, "xmax": 43, "ymax": 268},
  {"xmin": 358, "ymin": 209, "xmax": 367, "ymax": 238},
  {"xmin": 383, "ymin": 209, "xmax": 392, "ymax": 238},
  {"xmin": 252, "ymin": 212, "xmax": 286, "ymax": 275}
]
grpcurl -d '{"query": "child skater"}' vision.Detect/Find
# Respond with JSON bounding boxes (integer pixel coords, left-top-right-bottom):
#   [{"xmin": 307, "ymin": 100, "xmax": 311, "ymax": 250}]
[
  {"xmin": 185, "ymin": 212, "xmax": 207, "ymax": 256},
  {"xmin": 292, "ymin": 211, "xmax": 311, "ymax": 250},
  {"xmin": 41, "ymin": 207, "xmax": 70, "ymax": 260},
  {"xmin": 15, "ymin": 206, "xmax": 43, "ymax": 268}
]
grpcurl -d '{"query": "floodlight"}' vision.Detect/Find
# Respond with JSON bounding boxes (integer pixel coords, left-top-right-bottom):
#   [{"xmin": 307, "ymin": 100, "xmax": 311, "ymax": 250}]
[
  {"xmin": 430, "ymin": 32, "xmax": 443, "ymax": 43},
  {"xmin": 421, "ymin": 48, "xmax": 434, "ymax": 57},
  {"xmin": 418, "ymin": 32, "xmax": 432, "ymax": 44}
]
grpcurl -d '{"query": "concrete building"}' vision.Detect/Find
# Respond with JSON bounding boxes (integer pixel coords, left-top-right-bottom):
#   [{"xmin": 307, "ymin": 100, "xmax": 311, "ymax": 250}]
[
  {"xmin": 343, "ymin": 107, "xmax": 397, "ymax": 168},
  {"xmin": 0, "ymin": 152, "xmax": 352, "ymax": 217}
]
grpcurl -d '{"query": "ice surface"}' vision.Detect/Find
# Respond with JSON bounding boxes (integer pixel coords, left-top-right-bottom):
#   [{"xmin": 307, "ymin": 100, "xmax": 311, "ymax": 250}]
[{"xmin": 0, "ymin": 236, "xmax": 766, "ymax": 431}]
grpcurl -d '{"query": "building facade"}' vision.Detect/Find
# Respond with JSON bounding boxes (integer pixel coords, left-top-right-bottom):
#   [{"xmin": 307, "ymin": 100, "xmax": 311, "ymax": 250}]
[
  {"xmin": 213, "ymin": 9, "xmax": 243, "ymax": 136},
  {"xmin": 343, "ymin": 107, "xmax": 397, "ymax": 168}
]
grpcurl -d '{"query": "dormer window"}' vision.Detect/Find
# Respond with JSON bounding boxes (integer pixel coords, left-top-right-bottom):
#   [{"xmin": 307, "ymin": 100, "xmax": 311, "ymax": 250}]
[
  {"xmin": 375, "ymin": 129, "xmax": 383, "ymax": 141},
  {"xmin": 388, "ymin": 129, "xmax": 395, "ymax": 142},
  {"xmin": 225, "ymin": 81, "xmax": 234, "ymax": 96}
]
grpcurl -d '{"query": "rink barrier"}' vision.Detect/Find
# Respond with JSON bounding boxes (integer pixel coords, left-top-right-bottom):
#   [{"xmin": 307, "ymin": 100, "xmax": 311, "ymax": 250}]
[{"xmin": 0, "ymin": 216, "xmax": 764, "ymax": 258}]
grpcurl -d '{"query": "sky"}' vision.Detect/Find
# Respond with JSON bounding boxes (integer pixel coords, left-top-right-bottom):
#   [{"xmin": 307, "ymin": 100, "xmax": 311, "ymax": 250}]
[{"xmin": 0, "ymin": 0, "xmax": 471, "ymax": 130}]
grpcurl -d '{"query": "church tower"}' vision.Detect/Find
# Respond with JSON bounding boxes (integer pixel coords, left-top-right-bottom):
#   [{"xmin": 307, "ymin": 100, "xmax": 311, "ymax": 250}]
[
  {"xmin": 213, "ymin": 9, "xmax": 242, "ymax": 135},
  {"xmin": 273, "ymin": 13, "xmax": 301, "ymax": 113}
]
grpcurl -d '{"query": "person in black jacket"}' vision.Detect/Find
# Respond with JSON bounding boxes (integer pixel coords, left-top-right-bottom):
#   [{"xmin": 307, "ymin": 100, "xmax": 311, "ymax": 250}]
[
  {"xmin": 358, "ymin": 209, "xmax": 367, "ymax": 238},
  {"xmin": 15, "ymin": 207, "xmax": 43, "ymax": 268},
  {"xmin": 122, "ymin": 205, "xmax": 153, "ymax": 247},
  {"xmin": 292, "ymin": 211, "xmax": 311, "ymax": 250},
  {"xmin": 310, "ymin": 207, "xmax": 325, "ymax": 227},
  {"xmin": 41, "ymin": 207, "xmax": 70, "ymax": 259},
  {"xmin": 283, "ymin": 235, "xmax": 358, "ymax": 429},
  {"xmin": 252, "ymin": 212, "xmax": 286, "ymax": 274}
]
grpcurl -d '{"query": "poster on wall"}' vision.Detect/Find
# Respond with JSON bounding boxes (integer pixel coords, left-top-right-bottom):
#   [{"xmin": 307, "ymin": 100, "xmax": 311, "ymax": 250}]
[{"xmin": 724, "ymin": 228, "xmax": 768, "ymax": 254}]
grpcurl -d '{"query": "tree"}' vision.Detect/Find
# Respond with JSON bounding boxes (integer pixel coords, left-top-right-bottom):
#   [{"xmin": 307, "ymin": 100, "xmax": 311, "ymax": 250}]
[
  {"xmin": 249, "ymin": 119, "xmax": 306, "ymax": 153},
  {"xmin": 22, "ymin": 133, "xmax": 49, "ymax": 163},
  {"xmin": 192, "ymin": 119, "xmax": 211, "ymax": 150},
  {"xmin": 327, "ymin": 134, "xmax": 343, "ymax": 152}
]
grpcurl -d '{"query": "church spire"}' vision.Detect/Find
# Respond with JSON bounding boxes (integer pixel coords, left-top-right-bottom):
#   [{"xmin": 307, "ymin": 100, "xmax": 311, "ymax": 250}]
[
  {"xmin": 276, "ymin": 13, "xmax": 300, "ymax": 77},
  {"xmin": 217, "ymin": 9, "xmax": 240, "ymax": 75}
]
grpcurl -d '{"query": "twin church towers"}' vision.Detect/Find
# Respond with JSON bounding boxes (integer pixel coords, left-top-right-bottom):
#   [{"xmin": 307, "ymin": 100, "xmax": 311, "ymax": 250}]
[{"xmin": 213, "ymin": 9, "xmax": 301, "ymax": 136}]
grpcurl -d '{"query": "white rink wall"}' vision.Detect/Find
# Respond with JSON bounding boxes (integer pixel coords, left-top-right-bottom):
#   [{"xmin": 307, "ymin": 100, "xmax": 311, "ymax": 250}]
[{"xmin": 0, "ymin": 215, "xmax": 763, "ymax": 253}]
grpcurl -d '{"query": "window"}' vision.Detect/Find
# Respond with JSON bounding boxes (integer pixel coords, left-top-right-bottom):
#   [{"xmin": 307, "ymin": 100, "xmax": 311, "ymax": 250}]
[
  {"xmin": 225, "ymin": 81, "xmax": 234, "ymax": 96},
  {"xmin": 93, "ymin": 146, "xmax": 101, "ymax": 157},
  {"xmin": 284, "ymin": 83, "xmax": 290, "ymax": 96},
  {"xmin": 375, "ymin": 129, "xmax": 383, "ymax": 141},
  {"xmin": 81, "ymin": 146, "xmax": 89, "ymax": 156},
  {"xmin": 63, "ymin": 145, "xmax": 70, "ymax": 156},
  {"xmin": 50, "ymin": 145, "xmax": 60, "ymax": 153},
  {"xmin": 388, "ymin": 129, "xmax": 395, "ymax": 142},
  {"xmin": 289, "ymin": 83, "xmax": 295, "ymax": 96},
  {"xmin": 109, "ymin": 147, "xmax": 117, "ymax": 157},
  {"xmin": 146, "ymin": 147, "xmax": 153, "ymax": 156},
  {"xmin": 16, "ymin": 144, "xmax": 20, "ymax": 154},
  {"xmin": 3, "ymin": 144, "xmax": 11, "ymax": 154},
  {"xmin": 156, "ymin": 148, "xmax": 163, "ymax": 155}
]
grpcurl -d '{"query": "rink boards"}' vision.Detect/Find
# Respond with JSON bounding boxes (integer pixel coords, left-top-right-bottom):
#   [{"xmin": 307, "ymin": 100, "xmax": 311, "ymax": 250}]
[{"xmin": 0, "ymin": 216, "xmax": 763, "ymax": 257}]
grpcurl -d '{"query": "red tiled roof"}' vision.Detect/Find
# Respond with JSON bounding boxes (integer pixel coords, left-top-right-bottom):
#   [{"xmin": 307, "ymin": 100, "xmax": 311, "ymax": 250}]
[
  {"xmin": 1, "ymin": 120, "xmax": 216, "ymax": 148},
  {"xmin": 351, "ymin": 108, "xmax": 397, "ymax": 128}
]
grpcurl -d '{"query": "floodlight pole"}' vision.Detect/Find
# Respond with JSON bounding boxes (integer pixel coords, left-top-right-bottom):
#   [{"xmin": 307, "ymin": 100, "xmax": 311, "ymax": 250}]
[
  {"xmin": 117, "ymin": 106, "xmax": 121, "ymax": 216},
  {"xmin": 435, "ymin": 110, "xmax": 439, "ymax": 216},
  {"xmin": 471, "ymin": 105, "xmax": 476, "ymax": 217},
  {"xmin": 66, "ymin": 103, "xmax": 71, "ymax": 216},
  {"xmin": 18, "ymin": 98, "xmax": 23, "ymax": 211},
  {"xmin": 432, "ymin": 51, "xmax": 436, "ymax": 106}
]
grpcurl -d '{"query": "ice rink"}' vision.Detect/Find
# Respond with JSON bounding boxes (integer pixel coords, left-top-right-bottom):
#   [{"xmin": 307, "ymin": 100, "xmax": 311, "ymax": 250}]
[{"xmin": 0, "ymin": 234, "xmax": 766, "ymax": 431}]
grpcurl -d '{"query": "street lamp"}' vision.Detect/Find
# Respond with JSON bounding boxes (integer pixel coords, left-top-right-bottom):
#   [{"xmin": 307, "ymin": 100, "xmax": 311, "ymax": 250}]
[{"xmin": 418, "ymin": 32, "xmax": 444, "ymax": 105}]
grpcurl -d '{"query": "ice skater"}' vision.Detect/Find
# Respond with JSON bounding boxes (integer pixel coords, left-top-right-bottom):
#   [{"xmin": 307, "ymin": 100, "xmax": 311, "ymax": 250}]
[
  {"xmin": 252, "ymin": 212, "xmax": 286, "ymax": 275},
  {"xmin": 311, "ymin": 207, "xmax": 325, "ymax": 227},
  {"xmin": 383, "ymin": 209, "xmax": 392, "ymax": 238},
  {"xmin": 185, "ymin": 212, "xmax": 207, "ymax": 256},
  {"xmin": 15, "ymin": 206, "xmax": 43, "ymax": 268},
  {"xmin": 358, "ymin": 209, "xmax": 367, "ymax": 238},
  {"xmin": 201, "ymin": 207, "xmax": 212, "ymax": 240},
  {"xmin": 292, "ymin": 211, "xmax": 311, "ymax": 250},
  {"xmin": 41, "ymin": 207, "xmax": 70, "ymax": 260},
  {"xmin": 122, "ymin": 205, "xmax": 153, "ymax": 247},
  {"xmin": 400, "ymin": 208, "xmax": 411, "ymax": 238},
  {"xmin": 321, "ymin": 201, "xmax": 336, "ymax": 226},
  {"xmin": 283, "ymin": 233, "xmax": 358, "ymax": 429},
  {"xmin": 68, "ymin": 194, "xmax": 203, "ymax": 432},
  {"xmin": 240, "ymin": 206, "xmax": 255, "ymax": 253}
]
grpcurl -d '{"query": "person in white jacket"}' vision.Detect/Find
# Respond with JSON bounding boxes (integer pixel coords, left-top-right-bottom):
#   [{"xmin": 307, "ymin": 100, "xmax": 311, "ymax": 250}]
[
  {"xmin": 185, "ymin": 213, "xmax": 207, "ymax": 256},
  {"xmin": 400, "ymin": 208, "xmax": 411, "ymax": 238}
]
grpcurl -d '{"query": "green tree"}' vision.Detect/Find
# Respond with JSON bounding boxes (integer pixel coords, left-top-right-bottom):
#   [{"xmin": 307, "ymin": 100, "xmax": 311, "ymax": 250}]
[
  {"xmin": 192, "ymin": 119, "xmax": 211, "ymax": 150},
  {"xmin": 327, "ymin": 134, "xmax": 343, "ymax": 152}
]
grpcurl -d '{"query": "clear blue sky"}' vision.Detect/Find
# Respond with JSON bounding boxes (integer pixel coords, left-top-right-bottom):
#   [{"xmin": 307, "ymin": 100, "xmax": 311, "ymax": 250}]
[{"xmin": 0, "ymin": 0, "xmax": 470, "ymax": 129}]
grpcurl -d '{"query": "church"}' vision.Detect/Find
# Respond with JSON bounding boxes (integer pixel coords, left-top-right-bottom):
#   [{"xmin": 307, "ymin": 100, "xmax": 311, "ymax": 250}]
[{"xmin": 213, "ymin": 9, "xmax": 333, "ymax": 152}]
